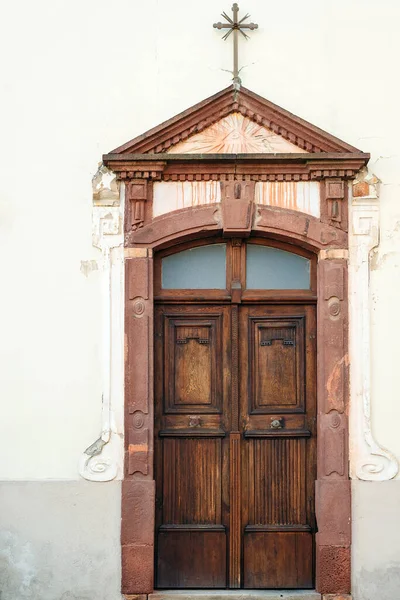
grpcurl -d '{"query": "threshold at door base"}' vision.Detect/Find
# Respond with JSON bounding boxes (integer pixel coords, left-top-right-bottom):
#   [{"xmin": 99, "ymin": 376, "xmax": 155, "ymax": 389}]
[{"xmin": 146, "ymin": 590, "xmax": 323, "ymax": 600}]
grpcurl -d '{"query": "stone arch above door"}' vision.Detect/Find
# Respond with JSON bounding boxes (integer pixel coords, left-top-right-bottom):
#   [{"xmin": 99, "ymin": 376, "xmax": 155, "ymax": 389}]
[{"xmin": 97, "ymin": 85, "xmax": 398, "ymax": 598}]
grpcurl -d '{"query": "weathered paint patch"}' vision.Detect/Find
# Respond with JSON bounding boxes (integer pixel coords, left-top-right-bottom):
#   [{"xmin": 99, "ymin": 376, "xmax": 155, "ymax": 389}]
[
  {"xmin": 80, "ymin": 259, "xmax": 99, "ymax": 277},
  {"xmin": 153, "ymin": 181, "xmax": 221, "ymax": 217},
  {"xmin": 92, "ymin": 164, "xmax": 119, "ymax": 206},
  {"xmin": 255, "ymin": 181, "xmax": 320, "ymax": 217},
  {"xmin": 370, "ymin": 250, "xmax": 399, "ymax": 270}
]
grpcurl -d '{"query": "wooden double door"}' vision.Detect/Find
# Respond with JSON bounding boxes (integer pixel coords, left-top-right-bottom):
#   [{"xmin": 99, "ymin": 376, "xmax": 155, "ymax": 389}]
[{"xmin": 155, "ymin": 303, "xmax": 316, "ymax": 589}]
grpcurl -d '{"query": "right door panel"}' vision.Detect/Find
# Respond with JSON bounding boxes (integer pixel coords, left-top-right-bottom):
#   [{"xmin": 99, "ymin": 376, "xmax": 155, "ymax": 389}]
[{"xmin": 239, "ymin": 305, "xmax": 316, "ymax": 589}]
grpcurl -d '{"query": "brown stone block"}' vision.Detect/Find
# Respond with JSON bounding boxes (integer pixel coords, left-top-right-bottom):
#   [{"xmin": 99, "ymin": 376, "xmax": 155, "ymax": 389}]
[
  {"xmin": 322, "ymin": 595, "xmax": 352, "ymax": 600},
  {"xmin": 122, "ymin": 480, "xmax": 155, "ymax": 545},
  {"xmin": 130, "ymin": 205, "xmax": 220, "ymax": 246},
  {"xmin": 316, "ymin": 545, "xmax": 351, "ymax": 595},
  {"xmin": 122, "ymin": 543, "xmax": 154, "ymax": 594},
  {"xmin": 126, "ymin": 316, "xmax": 150, "ymax": 415},
  {"xmin": 255, "ymin": 206, "xmax": 348, "ymax": 250},
  {"xmin": 123, "ymin": 595, "xmax": 148, "ymax": 600},
  {"xmin": 316, "ymin": 480, "xmax": 351, "ymax": 546},
  {"xmin": 126, "ymin": 257, "xmax": 150, "ymax": 300},
  {"xmin": 353, "ymin": 180, "xmax": 369, "ymax": 197}
]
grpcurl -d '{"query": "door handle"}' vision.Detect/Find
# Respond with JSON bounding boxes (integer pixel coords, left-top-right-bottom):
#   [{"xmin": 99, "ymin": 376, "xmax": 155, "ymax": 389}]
[{"xmin": 270, "ymin": 418, "xmax": 284, "ymax": 429}]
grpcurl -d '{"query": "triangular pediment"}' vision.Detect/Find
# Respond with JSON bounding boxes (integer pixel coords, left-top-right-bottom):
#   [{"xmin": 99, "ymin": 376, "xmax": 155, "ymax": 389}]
[{"xmin": 109, "ymin": 85, "xmax": 362, "ymax": 156}]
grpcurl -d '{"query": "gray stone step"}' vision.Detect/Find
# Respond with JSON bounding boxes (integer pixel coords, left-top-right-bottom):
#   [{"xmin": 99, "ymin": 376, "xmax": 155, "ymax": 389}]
[{"xmin": 149, "ymin": 591, "xmax": 321, "ymax": 600}]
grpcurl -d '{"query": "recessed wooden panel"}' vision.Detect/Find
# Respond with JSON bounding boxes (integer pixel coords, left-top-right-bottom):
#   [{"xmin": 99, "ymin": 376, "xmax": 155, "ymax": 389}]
[
  {"xmin": 164, "ymin": 315, "xmax": 222, "ymax": 413},
  {"xmin": 247, "ymin": 438, "xmax": 306, "ymax": 526},
  {"xmin": 163, "ymin": 438, "xmax": 222, "ymax": 525},
  {"xmin": 243, "ymin": 532, "xmax": 313, "ymax": 588},
  {"xmin": 175, "ymin": 326, "xmax": 211, "ymax": 406},
  {"xmin": 155, "ymin": 300, "xmax": 316, "ymax": 590},
  {"xmin": 157, "ymin": 530, "xmax": 226, "ymax": 588},
  {"xmin": 250, "ymin": 318, "xmax": 305, "ymax": 413}
]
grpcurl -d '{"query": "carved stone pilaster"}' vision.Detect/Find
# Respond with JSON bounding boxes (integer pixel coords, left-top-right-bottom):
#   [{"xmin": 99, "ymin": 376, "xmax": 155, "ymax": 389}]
[
  {"xmin": 123, "ymin": 249, "xmax": 155, "ymax": 595},
  {"xmin": 349, "ymin": 171, "xmax": 398, "ymax": 480},
  {"xmin": 316, "ymin": 253, "xmax": 351, "ymax": 595},
  {"xmin": 125, "ymin": 252, "xmax": 154, "ymax": 479}
]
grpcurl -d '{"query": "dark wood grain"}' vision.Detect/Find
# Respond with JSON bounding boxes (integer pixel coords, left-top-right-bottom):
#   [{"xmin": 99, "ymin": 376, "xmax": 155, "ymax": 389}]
[
  {"xmin": 243, "ymin": 531, "xmax": 313, "ymax": 588},
  {"xmin": 155, "ymin": 305, "xmax": 231, "ymax": 589},
  {"xmin": 240, "ymin": 304, "xmax": 316, "ymax": 589},
  {"xmin": 157, "ymin": 530, "xmax": 227, "ymax": 588},
  {"xmin": 154, "ymin": 252, "xmax": 316, "ymax": 590}
]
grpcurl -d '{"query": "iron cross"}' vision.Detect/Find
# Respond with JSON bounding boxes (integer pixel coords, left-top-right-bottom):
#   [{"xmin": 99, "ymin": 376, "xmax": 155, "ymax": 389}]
[{"xmin": 213, "ymin": 3, "xmax": 258, "ymax": 88}]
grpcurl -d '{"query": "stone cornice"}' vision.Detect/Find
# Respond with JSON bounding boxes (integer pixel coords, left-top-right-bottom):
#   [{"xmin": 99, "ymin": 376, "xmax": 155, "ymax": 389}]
[{"xmin": 103, "ymin": 153, "xmax": 369, "ymax": 182}]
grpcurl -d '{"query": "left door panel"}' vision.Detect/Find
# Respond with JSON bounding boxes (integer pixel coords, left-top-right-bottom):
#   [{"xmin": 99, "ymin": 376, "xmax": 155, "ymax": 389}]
[{"xmin": 154, "ymin": 305, "xmax": 231, "ymax": 588}]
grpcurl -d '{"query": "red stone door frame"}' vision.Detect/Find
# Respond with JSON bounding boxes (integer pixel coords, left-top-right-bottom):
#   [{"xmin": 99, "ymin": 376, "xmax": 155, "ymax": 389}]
[{"xmin": 104, "ymin": 147, "xmax": 368, "ymax": 598}]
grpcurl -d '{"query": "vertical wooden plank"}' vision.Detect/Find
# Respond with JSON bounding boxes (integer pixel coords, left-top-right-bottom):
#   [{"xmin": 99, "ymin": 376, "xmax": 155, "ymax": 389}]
[
  {"xmin": 230, "ymin": 239, "xmax": 242, "ymax": 303},
  {"xmin": 231, "ymin": 305, "xmax": 239, "ymax": 431},
  {"xmin": 229, "ymin": 305, "xmax": 241, "ymax": 588},
  {"xmin": 229, "ymin": 432, "xmax": 241, "ymax": 588}
]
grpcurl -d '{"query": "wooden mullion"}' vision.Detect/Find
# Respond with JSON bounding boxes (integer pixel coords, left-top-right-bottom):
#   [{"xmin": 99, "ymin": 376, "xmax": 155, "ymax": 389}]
[{"xmin": 229, "ymin": 304, "xmax": 241, "ymax": 588}]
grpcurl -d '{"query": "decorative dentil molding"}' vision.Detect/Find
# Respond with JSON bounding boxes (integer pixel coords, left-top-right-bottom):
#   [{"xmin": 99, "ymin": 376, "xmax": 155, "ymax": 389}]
[
  {"xmin": 349, "ymin": 168, "xmax": 399, "ymax": 480},
  {"xmin": 79, "ymin": 164, "xmax": 124, "ymax": 482}
]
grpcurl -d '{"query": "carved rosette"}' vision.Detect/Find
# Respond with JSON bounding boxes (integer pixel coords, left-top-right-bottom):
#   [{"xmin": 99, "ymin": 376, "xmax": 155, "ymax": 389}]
[{"xmin": 349, "ymin": 171, "xmax": 398, "ymax": 481}]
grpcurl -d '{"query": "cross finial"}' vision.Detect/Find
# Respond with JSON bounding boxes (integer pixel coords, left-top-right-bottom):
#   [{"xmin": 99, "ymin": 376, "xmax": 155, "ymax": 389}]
[{"xmin": 213, "ymin": 3, "xmax": 258, "ymax": 90}]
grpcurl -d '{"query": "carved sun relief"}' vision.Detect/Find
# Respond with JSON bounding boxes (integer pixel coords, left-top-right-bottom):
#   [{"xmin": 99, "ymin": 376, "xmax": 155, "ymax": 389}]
[{"xmin": 167, "ymin": 113, "xmax": 307, "ymax": 154}]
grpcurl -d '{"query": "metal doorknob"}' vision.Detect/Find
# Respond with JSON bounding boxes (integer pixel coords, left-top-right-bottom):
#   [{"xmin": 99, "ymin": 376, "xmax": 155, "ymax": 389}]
[{"xmin": 270, "ymin": 418, "xmax": 283, "ymax": 429}]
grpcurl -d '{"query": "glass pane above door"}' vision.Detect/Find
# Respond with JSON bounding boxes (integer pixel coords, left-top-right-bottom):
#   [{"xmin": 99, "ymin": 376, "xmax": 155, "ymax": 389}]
[
  {"xmin": 162, "ymin": 244, "xmax": 227, "ymax": 289},
  {"xmin": 246, "ymin": 245, "xmax": 310, "ymax": 289}
]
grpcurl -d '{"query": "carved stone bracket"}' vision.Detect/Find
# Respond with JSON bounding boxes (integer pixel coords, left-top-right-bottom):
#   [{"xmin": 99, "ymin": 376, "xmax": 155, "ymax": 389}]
[
  {"xmin": 127, "ymin": 179, "xmax": 148, "ymax": 230},
  {"xmin": 321, "ymin": 178, "xmax": 348, "ymax": 232},
  {"xmin": 79, "ymin": 165, "xmax": 124, "ymax": 482},
  {"xmin": 349, "ymin": 169, "xmax": 398, "ymax": 480},
  {"xmin": 221, "ymin": 180, "xmax": 255, "ymax": 237}
]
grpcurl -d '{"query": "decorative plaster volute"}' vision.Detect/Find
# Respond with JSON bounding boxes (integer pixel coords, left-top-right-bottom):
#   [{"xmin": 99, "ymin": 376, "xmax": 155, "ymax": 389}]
[
  {"xmin": 349, "ymin": 168, "xmax": 399, "ymax": 480},
  {"xmin": 78, "ymin": 165, "xmax": 124, "ymax": 482}
]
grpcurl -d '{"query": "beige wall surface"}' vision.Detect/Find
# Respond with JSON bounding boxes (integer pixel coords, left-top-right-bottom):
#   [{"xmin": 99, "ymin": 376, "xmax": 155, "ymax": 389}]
[
  {"xmin": 0, "ymin": 481, "xmax": 122, "ymax": 600},
  {"xmin": 352, "ymin": 481, "xmax": 400, "ymax": 600},
  {"xmin": 1, "ymin": 2, "xmax": 400, "ymax": 599},
  {"xmin": 1, "ymin": 0, "xmax": 400, "ymax": 480}
]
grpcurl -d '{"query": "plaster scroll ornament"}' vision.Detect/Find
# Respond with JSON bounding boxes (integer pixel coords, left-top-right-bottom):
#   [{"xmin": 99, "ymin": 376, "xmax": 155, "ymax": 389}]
[
  {"xmin": 78, "ymin": 165, "xmax": 124, "ymax": 482},
  {"xmin": 350, "ymin": 169, "xmax": 399, "ymax": 480}
]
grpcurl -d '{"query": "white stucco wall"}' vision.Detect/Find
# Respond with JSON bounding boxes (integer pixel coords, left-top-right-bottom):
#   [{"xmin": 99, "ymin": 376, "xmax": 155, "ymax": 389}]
[
  {"xmin": 2, "ymin": 0, "xmax": 399, "ymax": 481},
  {"xmin": 1, "ymin": 3, "xmax": 400, "ymax": 598}
]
